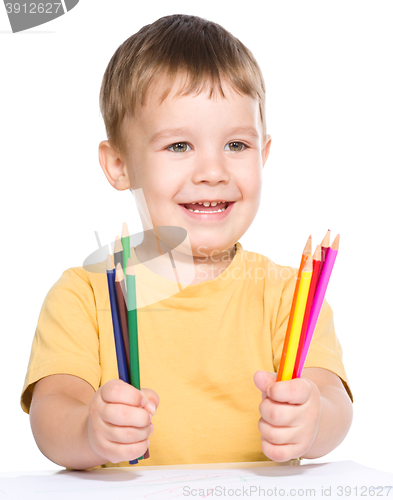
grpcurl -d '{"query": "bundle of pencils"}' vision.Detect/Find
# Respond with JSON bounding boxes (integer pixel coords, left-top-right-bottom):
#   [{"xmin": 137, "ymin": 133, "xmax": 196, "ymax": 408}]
[
  {"xmin": 277, "ymin": 230, "xmax": 340, "ymax": 382},
  {"xmin": 106, "ymin": 223, "xmax": 149, "ymax": 464}
]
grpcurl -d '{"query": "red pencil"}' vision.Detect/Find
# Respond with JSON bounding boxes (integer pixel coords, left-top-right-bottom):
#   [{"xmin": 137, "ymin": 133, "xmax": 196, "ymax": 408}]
[{"xmin": 317, "ymin": 230, "xmax": 330, "ymax": 285}]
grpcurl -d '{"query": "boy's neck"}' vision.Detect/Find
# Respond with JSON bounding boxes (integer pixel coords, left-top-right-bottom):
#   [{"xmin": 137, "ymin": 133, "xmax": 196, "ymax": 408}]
[
  {"xmin": 189, "ymin": 244, "xmax": 236, "ymax": 285},
  {"xmin": 134, "ymin": 234, "xmax": 236, "ymax": 285}
]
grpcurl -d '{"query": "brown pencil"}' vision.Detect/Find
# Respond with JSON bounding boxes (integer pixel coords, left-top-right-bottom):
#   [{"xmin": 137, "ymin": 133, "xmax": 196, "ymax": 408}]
[
  {"xmin": 114, "ymin": 235, "xmax": 123, "ymax": 271},
  {"xmin": 115, "ymin": 263, "xmax": 130, "ymax": 375}
]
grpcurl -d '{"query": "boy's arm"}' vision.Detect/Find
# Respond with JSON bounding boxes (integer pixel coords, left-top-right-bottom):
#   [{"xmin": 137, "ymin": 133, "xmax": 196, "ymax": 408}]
[
  {"xmin": 296, "ymin": 367, "xmax": 353, "ymax": 459},
  {"xmin": 30, "ymin": 374, "xmax": 158, "ymax": 470},
  {"xmin": 254, "ymin": 367, "xmax": 353, "ymax": 462}
]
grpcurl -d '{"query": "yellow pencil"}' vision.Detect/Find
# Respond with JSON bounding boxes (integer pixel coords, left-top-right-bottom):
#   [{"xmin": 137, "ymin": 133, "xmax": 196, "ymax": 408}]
[{"xmin": 280, "ymin": 255, "xmax": 313, "ymax": 381}]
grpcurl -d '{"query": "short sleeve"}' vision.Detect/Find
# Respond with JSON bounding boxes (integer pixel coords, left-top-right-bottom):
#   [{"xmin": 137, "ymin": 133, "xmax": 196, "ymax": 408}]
[
  {"xmin": 272, "ymin": 271, "xmax": 353, "ymax": 402},
  {"xmin": 20, "ymin": 268, "xmax": 102, "ymax": 413}
]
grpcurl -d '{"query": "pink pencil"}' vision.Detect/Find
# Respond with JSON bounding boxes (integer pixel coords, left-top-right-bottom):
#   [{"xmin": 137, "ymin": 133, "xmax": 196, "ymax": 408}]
[{"xmin": 297, "ymin": 234, "xmax": 340, "ymax": 377}]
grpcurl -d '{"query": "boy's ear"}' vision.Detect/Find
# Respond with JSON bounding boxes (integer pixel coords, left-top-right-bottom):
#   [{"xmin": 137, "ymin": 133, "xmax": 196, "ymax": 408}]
[
  {"xmin": 98, "ymin": 140, "xmax": 132, "ymax": 191},
  {"xmin": 262, "ymin": 134, "xmax": 272, "ymax": 167}
]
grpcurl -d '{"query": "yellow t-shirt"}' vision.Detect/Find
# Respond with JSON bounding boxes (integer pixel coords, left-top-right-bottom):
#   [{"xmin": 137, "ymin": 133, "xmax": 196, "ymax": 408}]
[{"xmin": 21, "ymin": 242, "xmax": 352, "ymax": 467}]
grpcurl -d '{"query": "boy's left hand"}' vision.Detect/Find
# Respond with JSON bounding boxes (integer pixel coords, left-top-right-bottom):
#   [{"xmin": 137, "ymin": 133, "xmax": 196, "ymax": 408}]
[{"xmin": 253, "ymin": 370, "xmax": 322, "ymax": 462}]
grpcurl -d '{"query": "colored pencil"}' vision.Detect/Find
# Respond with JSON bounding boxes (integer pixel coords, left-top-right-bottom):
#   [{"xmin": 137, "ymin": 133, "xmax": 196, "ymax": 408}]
[
  {"xmin": 106, "ymin": 255, "xmax": 129, "ymax": 384},
  {"xmin": 114, "ymin": 235, "xmax": 123, "ymax": 271},
  {"xmin": 126, "ymin": 257, "xmax": 140, "ymax": 389},
  {"xmin": 297, "ymin": 235, "xmax": 340, "ymax": 376},
  {"xmin": 317, "ymin": 230, "xmax": 330, "ymax": 285},
  {"xmin": 277, "ymin": 236, "xmax": 312, "ymax": 381},
  {"xmin": 126, "ymin": 257, "xmax": 147, "ymax": 461},
  {"xmin": 280, "ymin": 255, "xmax": 313, "ymax": 381},
  {"xmin": 109, "ymin": 251, "xmax": 147, "ymax": 464},
  {"xmin": 121, "ymin": 223, "xmax": 130, "ymax": 274},
  {"xmin": 115, "ymin": 263, "xmax": 130, "ymax": 373},
  {"xmin": 292, "ymin": 245, "xmax": 322, "ymax": 379}
]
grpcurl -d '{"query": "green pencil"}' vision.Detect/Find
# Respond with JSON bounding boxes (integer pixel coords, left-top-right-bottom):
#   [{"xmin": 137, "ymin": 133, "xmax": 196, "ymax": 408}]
[
  {"xmin": 126, "ymin": 257, "xmax": 140, "ymax": 389},
  {"xmin": 121, "ymin": 222, "xmax": 130, "ymax": 274},
  {"xmin": 126, "ymin": 256, "xmax": 144, "ymax": 460}
]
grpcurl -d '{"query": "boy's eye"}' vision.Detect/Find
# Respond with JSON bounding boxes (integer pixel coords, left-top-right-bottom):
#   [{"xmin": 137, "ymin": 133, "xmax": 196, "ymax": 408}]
[
  {"xmin": 168, "ymin": 142, "xmax": 190, "ymax": 153},
  {"xmin": 225, "ymin": 142, "xmax": 247, "ymax": 152}
]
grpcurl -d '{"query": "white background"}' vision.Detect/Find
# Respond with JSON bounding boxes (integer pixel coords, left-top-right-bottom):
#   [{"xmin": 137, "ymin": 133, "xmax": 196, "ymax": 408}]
[{"xmin": 1, "ymin": 1, "xmax": 392, "ymax": 473}]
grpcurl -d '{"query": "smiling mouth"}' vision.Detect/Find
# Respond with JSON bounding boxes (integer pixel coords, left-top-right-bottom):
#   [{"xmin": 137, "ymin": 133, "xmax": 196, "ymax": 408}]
[{"xmin": 180, "ymin": 201, "xmax": 231, "ymax": 213}]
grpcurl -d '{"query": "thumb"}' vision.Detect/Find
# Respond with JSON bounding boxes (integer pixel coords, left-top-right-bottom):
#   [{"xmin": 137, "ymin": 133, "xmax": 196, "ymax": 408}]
[
  {"xmin": 140, "ymin": 388, "xmax": 160, "ymax": 416},
  {"xmin": 254, "ymin": 370, "xmax": 277, "ymax": 398}
]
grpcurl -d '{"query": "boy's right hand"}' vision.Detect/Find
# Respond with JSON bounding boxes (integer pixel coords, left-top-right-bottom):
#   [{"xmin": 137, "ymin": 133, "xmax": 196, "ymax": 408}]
[{"xmin": 87, "ymin": 379, "xmax": 159, "ymax": 464}]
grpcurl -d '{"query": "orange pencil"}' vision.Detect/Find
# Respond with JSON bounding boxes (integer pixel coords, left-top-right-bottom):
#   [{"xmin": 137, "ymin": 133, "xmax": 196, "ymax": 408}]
[{"xmin": 277, "ymin": 235, "xmax": 312, "ymax": 382}]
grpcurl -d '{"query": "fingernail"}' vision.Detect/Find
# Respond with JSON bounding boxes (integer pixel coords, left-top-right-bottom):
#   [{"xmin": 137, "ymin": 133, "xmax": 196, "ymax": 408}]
[
  {"xmin": 149, "ymin": 423, "xmax": 154, "ymax": 435},
  {"xmin": 145, "ymin": 402, "xmax": 156, "ymax": 415},
  {"xmin": 140, "ymin": 398, "xmax": 147, "ymax": 407},
  {"xmin": 147, "ymin": 439, "xmax": 150, "ymax": 447},
  {"xmin": 267, "ymin": 386, "xmax": 271, "ymax": 397}
]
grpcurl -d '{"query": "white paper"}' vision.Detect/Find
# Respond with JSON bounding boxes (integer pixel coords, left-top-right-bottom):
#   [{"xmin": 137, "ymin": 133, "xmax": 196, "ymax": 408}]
[{"xmin": 1, "ymin": 461, "xmax": 393, "ymax": 499}]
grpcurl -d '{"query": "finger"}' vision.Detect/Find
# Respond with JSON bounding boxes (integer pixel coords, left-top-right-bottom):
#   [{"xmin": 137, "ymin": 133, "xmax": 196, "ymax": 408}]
[
  {"xmin": 254, "ymin": 371, "xmax": 277, "ymax": 395},
  {"xmin": 103, "ymin": 421, "xmax": 154, "ymax": 445},
  {"xmin": 258, "ymin": 418, "xmax": 298, "ymax": 445},
  {"xmin": 259, "ymin": 398, "xmax": 300, "ymax": 427},
  {"xmin": 101, "ymin": 379, "xmax": 145, "ymax": 407},
  {"xmin": 267, "ymin": 378, "xmax": 311, "ymax": 405},
  {"xmin": 140, "ymin": 388, "xmax": 160, "ymax": 415},
  {"xmin": 260, "ymin": 439, "xmax": 302, "ymax": 463},
  {"xmin": 103, "ymin": 438, "xmax": 150, "ymax": 465},
  {"xmin": 102, "ymin": 403, "xmax": 152, "ymax": 428}
]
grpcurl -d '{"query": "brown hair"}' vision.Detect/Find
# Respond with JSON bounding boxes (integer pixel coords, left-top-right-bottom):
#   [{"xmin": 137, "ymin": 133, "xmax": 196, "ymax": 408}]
[{"xmin": 99, "ymin": 14, "xmax": 267, "ymax": 158}]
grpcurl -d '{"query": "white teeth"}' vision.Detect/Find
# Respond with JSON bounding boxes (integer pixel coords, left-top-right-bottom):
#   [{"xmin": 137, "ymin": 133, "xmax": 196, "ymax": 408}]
[{"xmin": 187, "ymin": 207, "xmax": 227, "ymax": 213}]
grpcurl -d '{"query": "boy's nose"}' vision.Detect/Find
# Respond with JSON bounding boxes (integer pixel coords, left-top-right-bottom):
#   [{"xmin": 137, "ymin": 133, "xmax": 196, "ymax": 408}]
[{"xmin": 192, "ymin": 151, "xmax": 230, "ymax": 184}]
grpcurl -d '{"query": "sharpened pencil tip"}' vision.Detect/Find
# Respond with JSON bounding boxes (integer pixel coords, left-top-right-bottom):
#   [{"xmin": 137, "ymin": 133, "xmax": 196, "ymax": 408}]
[
  {"xmin": 321, "ymin": 229, "xmax": 331, "ymax": 248},
  {"xmin": 303, "ymin": 235, "xmax": 312, "ymax": 255},
  {"xmin": 114, "ymin": 235, "xmax": 123, "ymax": 252},
  {"xmin": 115, "ymin": 262, "xmax": 125, "ymax": 281},
  {"xmin": 121, "ymin": 222, "xmax": 129, "ymax": 238},
  {"xmin": 313, "ymin": 244, "xmax": 322, "ymax": 261},
  {"xmin": 331, "ymin": 234, "xmax": 340, "ymax": 251}
]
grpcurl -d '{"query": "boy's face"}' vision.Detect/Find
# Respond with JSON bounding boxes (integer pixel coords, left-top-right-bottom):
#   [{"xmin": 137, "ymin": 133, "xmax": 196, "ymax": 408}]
[{"xmin": 100, "ymin": 77, "xmax": 271, "ymax": 258}]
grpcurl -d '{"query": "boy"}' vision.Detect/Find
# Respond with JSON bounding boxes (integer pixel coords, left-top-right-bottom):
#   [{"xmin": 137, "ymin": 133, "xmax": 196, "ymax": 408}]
[{"xmin": 21, "ymin": 14, "xmax": 353, "ymax": 470}]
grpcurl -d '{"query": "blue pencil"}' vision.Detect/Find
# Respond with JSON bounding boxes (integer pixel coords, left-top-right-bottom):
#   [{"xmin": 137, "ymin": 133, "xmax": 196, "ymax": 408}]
[
  {"xmin": 106, "ymin": 254, "xmax": 129, "ymax": 383},
  {"xmin": 106, "ymin": 255, "xmax": 138, "ymax": 465}
]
